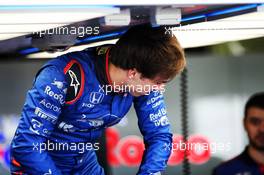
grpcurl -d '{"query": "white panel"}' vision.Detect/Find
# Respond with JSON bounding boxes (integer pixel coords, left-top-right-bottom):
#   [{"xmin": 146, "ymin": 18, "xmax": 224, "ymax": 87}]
[
  {"xmin": 0, "ymin": 7, "xmax": 120, "ymax": 41},
  {"xmin": 172, "ymin": 12, "xmax": 264, "ymax": 48},
  {"xmin": 0, "ymin": 0, "xmax": 264, "ymax": 5}
]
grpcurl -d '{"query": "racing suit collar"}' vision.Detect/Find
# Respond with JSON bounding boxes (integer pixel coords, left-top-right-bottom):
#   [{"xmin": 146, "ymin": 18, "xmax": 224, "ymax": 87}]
[{"xmin": 105, "ymin": 48, "xmax": 112, "ymax": 86}]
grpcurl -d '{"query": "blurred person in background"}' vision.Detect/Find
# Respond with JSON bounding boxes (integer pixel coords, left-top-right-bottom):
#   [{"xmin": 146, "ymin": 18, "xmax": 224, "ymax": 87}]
[{"xmin": 213, "ymin": 92, "xmax": 264, "ymax": 175}]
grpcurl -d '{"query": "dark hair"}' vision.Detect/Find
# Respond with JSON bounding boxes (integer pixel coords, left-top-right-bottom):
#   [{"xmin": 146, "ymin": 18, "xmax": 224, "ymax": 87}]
[
  {"xmin": 244, "ymin": 92, "xmax": 264, "ymax": 118},
  {"xmin": 109, "ymin": 25, "xmax": 186, "ymax": 81}
]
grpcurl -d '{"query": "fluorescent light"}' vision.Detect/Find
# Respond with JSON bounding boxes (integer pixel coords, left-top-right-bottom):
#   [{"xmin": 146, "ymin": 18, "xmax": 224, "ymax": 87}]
[
  {"xmin": 0, "ymin": 8, "xmax": 120, "ymax": 24},
  {"xmin": 0, "ymin": 5, "xmax": 115, "ymax": 10},
  {"xmin": 1, "ymin": 0, "xmax": 264, "ymax": 5},
  {"xmin": 0, "ymin": 7, "xmax": 120, "ymax": 41}
]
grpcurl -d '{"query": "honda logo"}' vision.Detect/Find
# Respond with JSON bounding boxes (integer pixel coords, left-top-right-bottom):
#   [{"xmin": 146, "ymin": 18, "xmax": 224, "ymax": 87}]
[{"xmin": 90, "ymin": 92, "xmax": 104, "ymax": 104}]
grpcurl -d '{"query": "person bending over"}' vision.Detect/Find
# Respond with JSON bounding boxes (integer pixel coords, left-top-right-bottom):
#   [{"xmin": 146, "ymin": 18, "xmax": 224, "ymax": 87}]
[{"xmin": 10, "ymin": 25, "xmax": 185, "ymax": 175}]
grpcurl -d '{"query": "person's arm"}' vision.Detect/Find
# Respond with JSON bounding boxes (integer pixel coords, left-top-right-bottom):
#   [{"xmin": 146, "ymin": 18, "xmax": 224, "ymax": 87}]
[
  {"xmin": 133, "ymin": 91, "xmax": 173, "ymax": 175},
  {"xmin": 10, "ymin": 66, "xmax": 67, "ymax": 175}
]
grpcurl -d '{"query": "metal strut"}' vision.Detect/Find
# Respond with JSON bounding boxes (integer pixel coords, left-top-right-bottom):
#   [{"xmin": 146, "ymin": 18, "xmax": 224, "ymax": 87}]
[{"xmin": 180, "ymin": 68, "xmax": 191, "ymax": 175}]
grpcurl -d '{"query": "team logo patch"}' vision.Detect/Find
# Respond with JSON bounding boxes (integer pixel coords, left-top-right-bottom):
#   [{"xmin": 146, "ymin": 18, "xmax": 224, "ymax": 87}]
[
  {"xmin": 64, "ymin": 59, "xmax": 85, "ymax": 104},
  {"xmin": 90, "ymin": 92, "xmax": 104, "ymax": 104}
]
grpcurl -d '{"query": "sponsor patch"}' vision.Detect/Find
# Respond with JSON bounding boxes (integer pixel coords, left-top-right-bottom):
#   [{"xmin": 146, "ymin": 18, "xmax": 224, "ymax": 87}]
[{"xmin": 64, "ymin": 59, "xmax": 85, "ymax": 104}]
